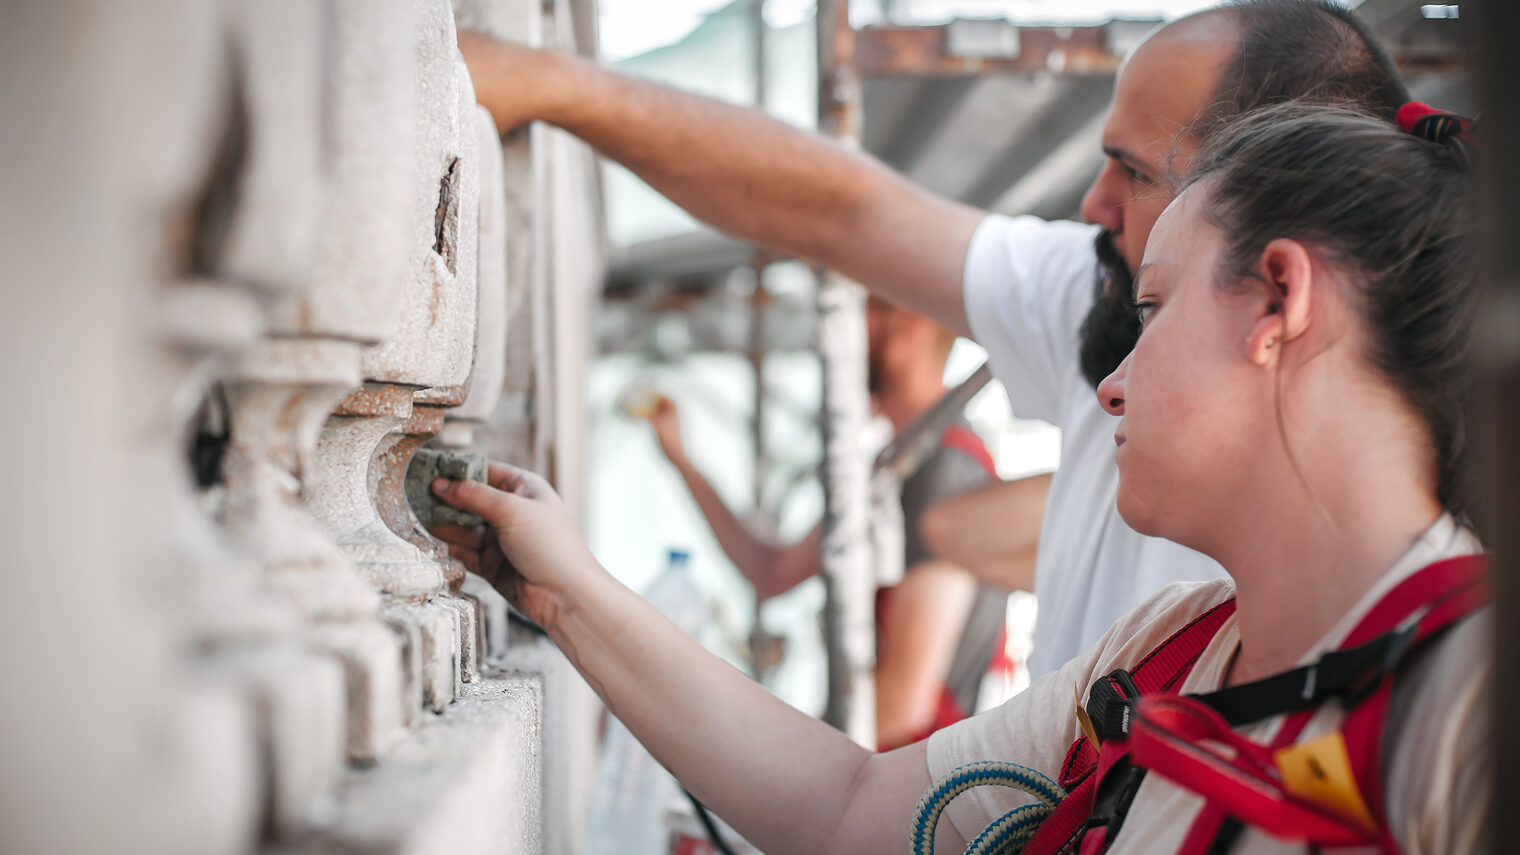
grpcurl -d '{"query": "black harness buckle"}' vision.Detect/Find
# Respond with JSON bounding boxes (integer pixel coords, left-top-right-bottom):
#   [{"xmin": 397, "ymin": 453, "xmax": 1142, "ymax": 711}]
[{"xmin": 1087, "ymin": 669, "xmax": 1141, "ymax": 742}]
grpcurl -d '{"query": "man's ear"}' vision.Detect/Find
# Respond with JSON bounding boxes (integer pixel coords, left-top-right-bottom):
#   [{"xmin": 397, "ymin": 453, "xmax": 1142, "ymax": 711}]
[{"xmin": 1244, "ymin": 238, "xmax": 1314, "ymax": 365}]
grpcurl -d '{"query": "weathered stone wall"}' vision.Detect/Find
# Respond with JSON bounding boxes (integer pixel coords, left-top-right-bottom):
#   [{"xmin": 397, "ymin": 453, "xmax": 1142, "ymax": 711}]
[{"xmin": 0, "ymin": 1, "xmax": 603, "ymax": 853}]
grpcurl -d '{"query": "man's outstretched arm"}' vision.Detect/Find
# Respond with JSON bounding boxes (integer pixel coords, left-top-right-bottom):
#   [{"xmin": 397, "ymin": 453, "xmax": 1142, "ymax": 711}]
[{"xmin": 460, "ymin": 32, "xmax": 984, "ymax": 338}]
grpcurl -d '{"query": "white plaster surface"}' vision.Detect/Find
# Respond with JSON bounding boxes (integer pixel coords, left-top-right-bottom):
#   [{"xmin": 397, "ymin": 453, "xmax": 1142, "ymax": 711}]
[
  {"xmin": 221, "ymin": 341, "xmax": 381, "ymax": 621},
  {"xmin": 384, "ymin": 611, "xmax": 428, "ymax": 729},
  {"xmin": 219, "ymin": 647, "xmax": 348, "ymax": 839},
  {"xmin": 383, "ymin": 600, "xmax": 462, "ymax": 712},
  {"xmin": 1, "ymin": 0, "xmax": 600, "ymax": 849},
  {"xmin": 462, "ymin": 572, "xmax": 513, "ymax": 663},
  {"xmin": 275, "ymin": 675, "xmax": 544, "ymax": 855},
  {"xmin": 217, "ymin": 0, "xmax": 324, "ymax": 296},
  {"xmin": 440, "ymin": 594, "xmax": 483, "ymax": 682},
  {"xmin": 362, "ymin": 0, "xmax": 481, "ymax": 390},
  {"xmin": 149, "ymin": 683, "xmax": 264, "ymax": 855},
  {"xmin": 269, "ymin": 0, "xmax": 418, "ymax": 343},
  {"xmin": 311, "ymin": 415, "xmax": 433, "ymax": 568},
  {"xmin": 308, "ymin": 622, "xmax": 409, "ymax": 763},
  {"xmin": 452, "ymin": 105, "xmax": 511, "ymax": 422}
]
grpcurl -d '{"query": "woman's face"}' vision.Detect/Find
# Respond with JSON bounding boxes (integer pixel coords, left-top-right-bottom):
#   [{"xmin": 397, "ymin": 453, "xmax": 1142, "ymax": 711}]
[{"xmin": 1095, "ymin": 187, "xmax": 1271, "ymax": 545}]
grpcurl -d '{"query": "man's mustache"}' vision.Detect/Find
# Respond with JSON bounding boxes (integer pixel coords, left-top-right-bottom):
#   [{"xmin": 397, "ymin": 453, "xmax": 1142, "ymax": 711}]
[
  {"xmin": 1093, "ymin": 229, "xmax": 1133, "ymax": 299},
  {"xmin": 1077, "ymin": 229, "xmax": 1141, "ymax": 391}
]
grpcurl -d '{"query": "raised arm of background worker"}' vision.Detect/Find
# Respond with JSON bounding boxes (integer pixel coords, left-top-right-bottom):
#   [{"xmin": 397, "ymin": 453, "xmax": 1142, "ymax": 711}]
[
  {"xmin": 642, "ymin": 396, "xmax": 820, "ymax": 599},
  {"xmin": 460, "ymin": 31, "xmax": 983, "ymax": 338}
]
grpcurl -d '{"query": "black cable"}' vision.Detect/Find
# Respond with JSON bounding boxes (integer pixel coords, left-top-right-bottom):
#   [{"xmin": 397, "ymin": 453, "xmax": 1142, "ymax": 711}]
[{"xmin": 684, "ymin": 788, "xmax": 741, "ymax": 855}]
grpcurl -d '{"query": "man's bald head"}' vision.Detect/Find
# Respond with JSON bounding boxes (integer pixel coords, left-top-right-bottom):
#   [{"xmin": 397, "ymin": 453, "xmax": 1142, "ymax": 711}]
[
  {"xmin": 1194, "ymin": 0, "xmax": 1409, "ymax": 138},
  {"xmin": 1075, "ymin": 0, "xmax": 1411, "ymax": 390}
]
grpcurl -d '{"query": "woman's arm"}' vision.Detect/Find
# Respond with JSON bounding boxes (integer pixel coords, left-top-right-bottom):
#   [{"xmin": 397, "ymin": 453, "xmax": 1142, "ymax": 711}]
[{"xmin": 431, "ymin": 465, "xmax": 937, "ymax": 854}]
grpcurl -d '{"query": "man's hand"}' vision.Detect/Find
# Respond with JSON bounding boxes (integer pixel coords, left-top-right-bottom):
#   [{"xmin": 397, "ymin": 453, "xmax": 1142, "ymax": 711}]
[
  {"xmin": 457, "ymin": 30, "xmax": 568, "ymax": 134},
  {"xmin": 430, "ymin": 462, "xmax": 601, "ymax": 629},
  {"xmin": 640, "ymin": 395, "xmax": 687, "ymax": 465}
]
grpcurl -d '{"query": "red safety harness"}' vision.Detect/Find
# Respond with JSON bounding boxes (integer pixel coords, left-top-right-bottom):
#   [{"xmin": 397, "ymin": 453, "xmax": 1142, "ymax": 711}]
[
  {"xmin": 1015, "ymin": 554, "xmax": 1488, "ymax": 855},
  {"xmin": 881, "ymin": 424, "xmax": 1016, "ymax": 749}
]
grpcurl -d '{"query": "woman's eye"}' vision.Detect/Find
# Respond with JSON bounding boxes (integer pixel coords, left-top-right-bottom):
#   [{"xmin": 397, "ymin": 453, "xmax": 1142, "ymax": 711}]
[{"xmin": 1135, "ymin": 300, "xmax": 1157, "ymax": 328}]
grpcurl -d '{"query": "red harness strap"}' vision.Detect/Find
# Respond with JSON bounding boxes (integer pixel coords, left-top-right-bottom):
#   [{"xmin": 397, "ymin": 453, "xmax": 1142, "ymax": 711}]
[
  {"xmin": 1166, "ymin": 554, "xmax": 1488, "ymax": 855},
  {"xmin": 1020, "ymin": 599, "xmax": 1238, "ymax": 855},
  {"xmin": 1019, "ymin": 555, "xmax": 1485, "ymax": 855}
]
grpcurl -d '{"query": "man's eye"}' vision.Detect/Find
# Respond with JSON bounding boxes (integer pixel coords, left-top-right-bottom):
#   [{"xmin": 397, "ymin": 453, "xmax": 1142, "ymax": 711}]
[{"xmin": 1125, "ymin": 166, "xmax": 1149, "ymax": 184}]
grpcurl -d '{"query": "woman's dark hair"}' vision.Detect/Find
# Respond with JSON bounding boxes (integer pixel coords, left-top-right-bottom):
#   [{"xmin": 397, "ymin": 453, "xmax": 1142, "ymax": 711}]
[{"xmin": 1186, "ymin": 104, "xmax": 1478, "ymax": 518}]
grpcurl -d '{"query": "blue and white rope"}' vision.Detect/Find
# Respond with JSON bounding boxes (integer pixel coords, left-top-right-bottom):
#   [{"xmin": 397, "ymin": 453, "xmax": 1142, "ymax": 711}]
[{"xmin": 910, "ymin": 761, "xmax": 1066, "ymax": 855}]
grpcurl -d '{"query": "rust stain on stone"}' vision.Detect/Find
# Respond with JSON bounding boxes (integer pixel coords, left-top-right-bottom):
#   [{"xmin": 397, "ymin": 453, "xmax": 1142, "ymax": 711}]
[
  {"xmin": 428, "ymin": 275, "xmax": 444, "ymax": 329},
  {"xmin": 334, "ymin": 383, "xmax": 415, "ymax": 418},
  {"xmin": 375, "ymin": 433, "xmax": 436, "ymax": 553},
  {"xmin": 413, "ymin": 384, "xmax": 466, "ymax": 406},
  {"xmin": 441, "ymin": 557, "xmax": 466, "ymax": 594},
  {"xmin": 401, "ymin": 403, "xmax": 446, "ymax": 436}
]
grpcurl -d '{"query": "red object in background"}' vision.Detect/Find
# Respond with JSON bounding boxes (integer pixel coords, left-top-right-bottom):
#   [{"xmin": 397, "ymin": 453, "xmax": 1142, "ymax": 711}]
[{"xmin": 672, "ymin": 833, "xmax": 716, "ymax": 855}]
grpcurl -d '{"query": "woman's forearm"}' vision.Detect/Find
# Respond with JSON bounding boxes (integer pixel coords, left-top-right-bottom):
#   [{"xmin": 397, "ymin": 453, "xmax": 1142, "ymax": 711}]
[{"xmin": 546, "ymin": 556, "xmax": 906, "ymax": 853}]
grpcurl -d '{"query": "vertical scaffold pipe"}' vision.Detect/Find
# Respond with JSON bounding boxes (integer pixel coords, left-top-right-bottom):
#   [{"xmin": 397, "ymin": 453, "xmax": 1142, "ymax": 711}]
[{"xmin": 814, "ymin": 0, "xmax": 876, "ymax": 747}]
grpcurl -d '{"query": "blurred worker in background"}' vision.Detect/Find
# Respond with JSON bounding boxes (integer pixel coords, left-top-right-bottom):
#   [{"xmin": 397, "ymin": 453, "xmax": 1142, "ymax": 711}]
[
  {"xmin": 919, "ymin": 473, "xmax": 1052, "ymax": 595},
  {"xmin": 639, "ymin": 297, "xmax": 1036, "ymax": 748},
  {"xmin": 457, "ymin": 0, "xmax": 1416, "ymax": 676}
]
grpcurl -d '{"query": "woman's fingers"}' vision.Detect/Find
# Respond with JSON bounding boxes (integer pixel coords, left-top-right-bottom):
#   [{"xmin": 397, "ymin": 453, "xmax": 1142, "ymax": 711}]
[
  {"xmin": 485, "ymin": 461, "xmax": 553, "ymax": 497},
  {"xmin": 484, "ymin": 461, "xmax": 527, "ymax": 492},
  {"xmin": 428, "ymin": 523, "xmax": 487, "ymax": 551},
  {"xmin": 446, "ymin": 544, "xmax": 481, "ymax": 575},
  {"xmin": 432, "ymin": 477, "xmax": 513, "ymax": 521}
]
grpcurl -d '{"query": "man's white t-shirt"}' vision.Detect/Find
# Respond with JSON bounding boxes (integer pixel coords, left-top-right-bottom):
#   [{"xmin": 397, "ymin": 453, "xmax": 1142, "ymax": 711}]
[{"xmin": 962, "ymin": 213, "xmax": 1228, "ymax": 677}]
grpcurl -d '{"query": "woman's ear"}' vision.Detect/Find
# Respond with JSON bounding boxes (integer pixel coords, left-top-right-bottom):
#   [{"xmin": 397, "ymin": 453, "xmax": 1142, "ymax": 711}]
[{"xmin": 1245, "ymin": 238, "xmax": 1314, "ymax": 365}]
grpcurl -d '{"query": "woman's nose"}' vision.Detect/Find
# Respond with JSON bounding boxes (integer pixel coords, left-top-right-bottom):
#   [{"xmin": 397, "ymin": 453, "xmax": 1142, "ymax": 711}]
[{"xmin": 1096, "ymin": 353, "xmax": 1129, "ymax": 416}]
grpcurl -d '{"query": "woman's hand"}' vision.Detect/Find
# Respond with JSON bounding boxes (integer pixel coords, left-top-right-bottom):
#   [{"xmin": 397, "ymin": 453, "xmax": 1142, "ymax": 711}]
[{"xmin": 429, "ymin": 462, "xmax": 601, "ymax": 629}]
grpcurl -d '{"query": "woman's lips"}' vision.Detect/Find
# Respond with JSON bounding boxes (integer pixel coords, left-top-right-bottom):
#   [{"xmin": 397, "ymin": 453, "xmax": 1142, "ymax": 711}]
[{"xmin": 1114, "ymin": 432, "xmax": 1126, "ymax": 448}]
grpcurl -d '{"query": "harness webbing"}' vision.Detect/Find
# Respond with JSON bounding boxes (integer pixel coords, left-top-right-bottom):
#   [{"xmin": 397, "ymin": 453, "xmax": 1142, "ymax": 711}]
[
  {"xmin": 920, "ymin": 554, "xmax": 1488, "ymax": 855},
  {"xmin": 1020, "ymin": 599, "xmax": 1237, "ymax": 855},
  {"xmin": 1171, "ymin": 554, "xmax": 1487, "ymax": 855}
]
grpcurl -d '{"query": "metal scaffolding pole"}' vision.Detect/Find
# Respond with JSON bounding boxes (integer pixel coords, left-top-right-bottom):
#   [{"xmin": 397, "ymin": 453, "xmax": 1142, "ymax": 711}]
[
  {"xmin": 815, "ymin": 0, "xmax": 877, "ymax": 745},
  {"xmin": 746, "ymin": 0, "xmax": 776, "ymax": 681}
]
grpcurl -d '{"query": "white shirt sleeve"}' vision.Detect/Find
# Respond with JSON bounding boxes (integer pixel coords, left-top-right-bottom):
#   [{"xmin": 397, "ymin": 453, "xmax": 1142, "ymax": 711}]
[{"xmin": 962, "ymin": 214, "xmax": 1105, "ymax": 426}]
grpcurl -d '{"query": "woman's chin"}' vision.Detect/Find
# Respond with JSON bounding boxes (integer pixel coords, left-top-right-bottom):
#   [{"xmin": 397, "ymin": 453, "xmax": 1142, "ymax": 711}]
[{"xmin": 1114, "ymin": 489, "xmax": 1159, "ymax": 537}]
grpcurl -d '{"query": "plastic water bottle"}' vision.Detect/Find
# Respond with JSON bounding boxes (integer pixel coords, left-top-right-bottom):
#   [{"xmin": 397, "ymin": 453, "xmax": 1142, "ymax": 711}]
[
  {"xmin": 643, "ymin": 549, "xmax": 706, "ymax": 636},
  {"xmin": 586, "ymin": 550, "xmax": 706, "ymax": 855}
]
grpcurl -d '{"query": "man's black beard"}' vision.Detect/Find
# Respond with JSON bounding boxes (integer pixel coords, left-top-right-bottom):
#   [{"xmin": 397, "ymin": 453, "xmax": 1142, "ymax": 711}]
[{"xmin": 1078, "ymin": 228, "xmax": 1142, "ymax": 391}]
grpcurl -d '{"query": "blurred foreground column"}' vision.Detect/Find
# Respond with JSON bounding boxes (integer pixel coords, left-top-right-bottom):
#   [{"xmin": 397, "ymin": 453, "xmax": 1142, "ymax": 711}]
[
  {"xmin": 0, "ymin": 0, "xmax": 604, "ymax": 852},
  {"xmin": 1475, "ymin": 3, "xmax": 1520, "ymax": 854}
]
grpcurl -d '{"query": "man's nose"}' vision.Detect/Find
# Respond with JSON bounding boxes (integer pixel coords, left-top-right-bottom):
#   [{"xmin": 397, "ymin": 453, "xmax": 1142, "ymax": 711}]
[
  {"xmin": 1096, "ymin": 352, "xmax": 1130, "ymax": 416},
  {"xmin": 1080, "ymin": 162, "xmax": 1123, "ymax": 233}
]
